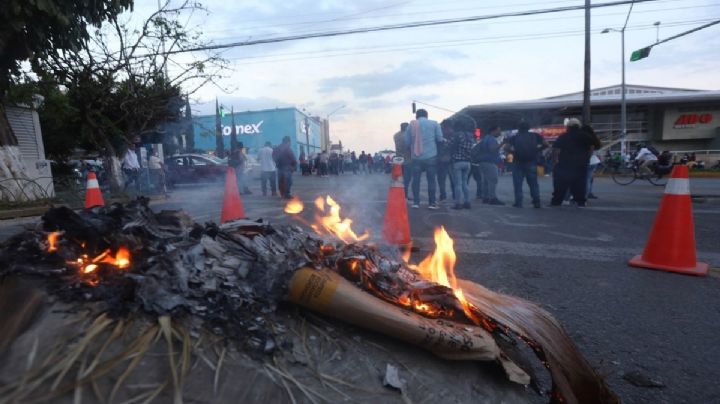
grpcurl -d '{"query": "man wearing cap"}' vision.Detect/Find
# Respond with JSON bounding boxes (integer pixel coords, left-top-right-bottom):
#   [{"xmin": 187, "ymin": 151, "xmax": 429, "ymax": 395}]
[{"xmin": 550, "ymin": 119, "xmax": 600, "ymax": 207}]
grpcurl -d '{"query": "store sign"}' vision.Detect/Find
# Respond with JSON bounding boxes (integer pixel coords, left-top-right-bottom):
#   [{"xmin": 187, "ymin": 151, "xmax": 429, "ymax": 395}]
[
  {"xmin": 532, "ymin": 125, "xmax": 566, "ymax": 140},
  {"xmin": 673, "ymin": 113, "xmax": 713, "ymax": 129},
  {"xmin": 221, "ymin": 120, "xmax": 264, "ymax": 136}
]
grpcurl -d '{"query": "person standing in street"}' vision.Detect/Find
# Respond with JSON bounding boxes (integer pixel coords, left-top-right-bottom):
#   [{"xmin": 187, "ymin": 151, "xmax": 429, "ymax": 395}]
[
  {"xmin": 550, "ymin": 119, "xmax": 599, "ymax": 207},
  {"xmin": 257, "ymin": 141, "xmax": 277, "ymax": 196},
  {"xmin": 273, "ymin": 136, "xmax": 297, "ymax": 199},
  {"xmin": 405, "ymin": 109, "xmax": 444, "ymax": 209},
  {"xmin": 505, "ymin": 121, "xmax": 547, "ymax": 208},
  {"xmin": 359, "ymin": 151, "xmax": 368, "ymax": 173},
  {"xmin": 478, "ymin": 126, "xmax": 504, "ymax": 205},
  {"xmin": 122, "ymin": 143, "xmax": 141, "ymax": 192},
  {"xmin": 437, "ymin": 119, "xmax": 455, "ymax": 203},
  {"xmin": 393, "ymin": 122, "xmax": 412, "ymax": 196},
  {"xmin": 147, "ymin": 148, "xmax": 168, "ymax": 197},
  {"xmin": 449, "ymin": 118, "xmax": 475, "ymax": 209}
]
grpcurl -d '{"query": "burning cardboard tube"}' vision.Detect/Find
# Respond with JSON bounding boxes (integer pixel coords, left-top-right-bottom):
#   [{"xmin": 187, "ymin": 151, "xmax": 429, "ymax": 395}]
[{"xmin": 286, "ymin": 267, "xmax": 530, "ymax": 385}]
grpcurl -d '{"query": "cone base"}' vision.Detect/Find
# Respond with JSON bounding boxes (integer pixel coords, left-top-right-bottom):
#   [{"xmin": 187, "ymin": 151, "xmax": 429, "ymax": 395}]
[{"xmin": 629, "ymin": 255, "xmax": 709, "ymax": 277}]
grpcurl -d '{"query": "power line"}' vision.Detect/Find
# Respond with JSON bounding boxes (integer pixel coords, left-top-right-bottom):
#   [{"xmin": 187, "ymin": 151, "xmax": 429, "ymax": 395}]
[
  {"xmin": 653, "ymin": 19, "xmax": 720, "ymax": 47},
  {"xmin": 205, "ymin": 0, "xmax": 707, "ymax": 42},
  {"xmin": 220, "ymin": 18, "xmax": 716, "ymax": 66},
  {"xmin": 143, "ymin": 0, "xmax": 661, "ymax": 57}
]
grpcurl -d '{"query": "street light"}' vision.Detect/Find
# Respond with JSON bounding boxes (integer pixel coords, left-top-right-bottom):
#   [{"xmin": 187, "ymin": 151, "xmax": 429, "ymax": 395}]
[
  {"xmin": 602, "ymin": 3, "xmax": 634, "ymax": 156},
  {"xmin": 325, "ymin": 105, "xmax": 346, "ymax": 152}
]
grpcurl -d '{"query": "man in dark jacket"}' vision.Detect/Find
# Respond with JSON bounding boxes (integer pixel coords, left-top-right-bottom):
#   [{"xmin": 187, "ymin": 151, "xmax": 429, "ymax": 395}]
[
  {"xmin": 450, "ymin": 118, "xmax": 475, "ymax": 209},
  {"xmin": 273, "ymin": 136, "xmax": 297, "ymax": 199},
  {"xmin": 550, "ymin": 119, "xmax": 601, "ymax": 207},
  {"xmin": 506, "ymin": 121, "xmax": 548, "ymax": 208},
  {"xmin": 437, "ymin": 119, "xmax": 456, "ymax": 202}
]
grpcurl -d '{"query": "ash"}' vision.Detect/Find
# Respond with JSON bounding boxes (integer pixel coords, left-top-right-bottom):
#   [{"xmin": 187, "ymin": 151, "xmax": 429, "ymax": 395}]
[{"xmin": 0, "ymin": 198, "xmax": 325, "ymax": 352}]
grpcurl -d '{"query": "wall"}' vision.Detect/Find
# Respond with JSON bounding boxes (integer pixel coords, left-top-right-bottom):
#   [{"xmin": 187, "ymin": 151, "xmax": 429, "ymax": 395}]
[{"xmin": 5, "ymin": 105, "xmax": 54, "ymax": 197}]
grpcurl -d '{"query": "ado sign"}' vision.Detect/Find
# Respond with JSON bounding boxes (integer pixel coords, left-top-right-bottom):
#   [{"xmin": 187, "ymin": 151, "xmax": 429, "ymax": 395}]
[{"xmin": 673, "ymin": 113, "xmax": 713, "ymax": 129}]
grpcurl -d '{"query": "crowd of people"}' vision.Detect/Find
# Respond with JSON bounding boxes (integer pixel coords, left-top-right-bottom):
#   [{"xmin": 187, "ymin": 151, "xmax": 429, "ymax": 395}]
[
  {"xmin": 298, "ymin": 150, "xmax": 395, "ymax": 176},
  {"xmin": 393, "ymin": 109, "xmax": 611, "ymax": 209}
]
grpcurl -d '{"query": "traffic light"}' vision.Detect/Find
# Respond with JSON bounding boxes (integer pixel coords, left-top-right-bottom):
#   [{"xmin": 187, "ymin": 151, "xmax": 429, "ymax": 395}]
[
  {"xmin": 630, "ymin": 46, "xmax": 651, "ymax": 62},
  {"xmin": 412, "ymin": 102, "xmax": 416, "ymax": 113},
  {"xmin": 219, "ymin": 105, "xmax": 226, "ymax": 117},
  {"xmin": 475, "ymin": 128, "xmax": 481, "ymax": 139}
]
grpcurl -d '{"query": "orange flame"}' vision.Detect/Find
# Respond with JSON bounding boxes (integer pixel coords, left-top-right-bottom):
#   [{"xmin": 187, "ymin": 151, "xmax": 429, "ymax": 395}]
[
  {"xmin": 71, "ymin": 247, "xmax": 131, "ymax": 276},
  {"xmin": 312, "ymin": 196, "xmax": 369, "ymax": 244},
  {"xmin": 284, "ymin": 197, "xmax": 304, "ymax": 214},
  {"xmin": 47, "ymin": 231, "xmax": 62, "ymax": 252},
  {"xmin": 409, "ymin": 227, "xmax": 474, "ymax": 318}
]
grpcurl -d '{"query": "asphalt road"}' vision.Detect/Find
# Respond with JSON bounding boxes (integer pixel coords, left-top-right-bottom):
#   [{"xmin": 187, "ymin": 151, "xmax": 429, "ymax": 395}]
[{"xmin": 2, "ymin": 172, "xmax": 719, "ymax": 403}]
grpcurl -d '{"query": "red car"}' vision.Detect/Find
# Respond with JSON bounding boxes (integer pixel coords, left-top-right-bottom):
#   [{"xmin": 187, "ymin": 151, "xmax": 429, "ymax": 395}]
[{"xmin": 164, "ymin": 154, "xmax": 227, "ymax": 185}]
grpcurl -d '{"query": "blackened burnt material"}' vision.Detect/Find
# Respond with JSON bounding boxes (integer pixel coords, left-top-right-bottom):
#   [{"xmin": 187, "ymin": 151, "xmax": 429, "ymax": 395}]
[{"xmin": 0, "ymin": 199, "xmax": 322, "ymax": 347}]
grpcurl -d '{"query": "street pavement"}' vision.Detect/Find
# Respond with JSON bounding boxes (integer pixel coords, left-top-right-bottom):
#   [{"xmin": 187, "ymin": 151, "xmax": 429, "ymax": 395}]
[{"xmin": 2, "ymin": 172, "xmax": 719, "ymax": 403}]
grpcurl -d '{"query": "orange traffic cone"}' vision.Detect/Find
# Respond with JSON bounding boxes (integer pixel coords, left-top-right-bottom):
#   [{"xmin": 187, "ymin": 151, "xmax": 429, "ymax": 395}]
[
  {"xmin": 629, "ymin": 165, "xmax": 708, "ymax": 276},
  {"xmin": 221, "ymin": 167, "xmax": 246, "ymax": 224},
  {"xmin": 382, "ymin": 157, "xmax": 411, "ymax": 246},
  {"xmin": 84, "ymin": 172, "xmax": 105, "ymax": 208}
]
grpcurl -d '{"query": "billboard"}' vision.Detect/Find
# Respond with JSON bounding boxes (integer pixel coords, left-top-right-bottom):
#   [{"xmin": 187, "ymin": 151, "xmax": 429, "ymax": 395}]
[
  {"xmin": 191, "ymin": 107, "xmax": 322, "ymax": 156},
  {"xmin": 662, "ymin": 107, "xmax": 719, "ymax": 140}
]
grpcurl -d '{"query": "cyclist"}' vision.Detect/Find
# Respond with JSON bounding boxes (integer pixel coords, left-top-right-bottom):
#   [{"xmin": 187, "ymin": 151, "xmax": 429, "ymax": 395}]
[{"xmin": 634, "ymin": 144, "xmax": 658, "ymax": 177}]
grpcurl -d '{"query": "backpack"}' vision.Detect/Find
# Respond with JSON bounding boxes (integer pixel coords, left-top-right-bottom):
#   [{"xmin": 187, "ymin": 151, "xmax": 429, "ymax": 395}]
[{"xmin": 512, "ymin": 132, "xmax": 539, "ymax": 162}]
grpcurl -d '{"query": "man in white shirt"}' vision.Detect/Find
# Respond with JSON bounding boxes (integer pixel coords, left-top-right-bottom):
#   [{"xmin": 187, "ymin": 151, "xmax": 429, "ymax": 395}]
[
  {"xmin": 147, "ymin": 148, "xmax": 168, "ymax": 196},
  {"xmin": 634, "ymin": 144, "xmax": 658, "ymax": 176},
  {"xmin": 122, "ymin": 143, "xmax": 141, "ymax": 191},
  {"xmin": 257, "ymin": 141, "xmax": 277, "ymax": 196}
]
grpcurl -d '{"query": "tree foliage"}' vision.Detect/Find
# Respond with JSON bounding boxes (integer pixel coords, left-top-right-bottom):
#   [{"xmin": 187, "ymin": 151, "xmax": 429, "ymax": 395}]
[{"xmin": 0, "ymin": 0, "xmax": 133, "ymax": 145}]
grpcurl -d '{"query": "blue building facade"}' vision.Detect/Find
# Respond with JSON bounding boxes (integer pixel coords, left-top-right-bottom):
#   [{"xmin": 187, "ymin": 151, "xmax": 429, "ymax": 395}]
[{"xmin": 192, "ymin": 107, "xmax": 322, "ymax": 158}]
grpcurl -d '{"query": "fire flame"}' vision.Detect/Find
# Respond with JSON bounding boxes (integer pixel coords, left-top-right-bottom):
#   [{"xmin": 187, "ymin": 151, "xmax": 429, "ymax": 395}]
[
  {"xmin": 47, "ymin": 231, "xmax": 62, "ymax": 252},
  {"xmin": 409, "ymin": 227, "xmax": 475, "ymax": 319},
  {"xmin": 73, "ymin": 247, "xmax": 131, "ymax": 275},
  {"xmin": 312, "ymin": 196, "xmax": 369, "ymax": 244},
  {"xmin": 284, "ymin": 197, "xmax": 304, "ymax": 214}
]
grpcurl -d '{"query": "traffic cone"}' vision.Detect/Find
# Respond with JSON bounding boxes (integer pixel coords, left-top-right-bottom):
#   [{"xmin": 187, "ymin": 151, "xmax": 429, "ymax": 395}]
[
  {"xmin": 84, "ymin": 172, "xmax": 105, "ymax": 208},
  {"xmin": 221, "ymin": 167, "xmax": 246, "ymax": 224},
  {"xmin": 628, "ymin": 165, "xmax": 708, "ymax": 276},
  {"xmin": 382, "ymin": 157, "xmax": 411, "ymax": 246}
]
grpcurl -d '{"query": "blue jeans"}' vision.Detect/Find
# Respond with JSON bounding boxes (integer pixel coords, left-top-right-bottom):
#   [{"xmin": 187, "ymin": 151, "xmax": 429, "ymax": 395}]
[
  {"xmin": 278, "ymin": 167, "xmax": 293, "ymax": 197},
  {"xmin": 402, "ymin": 162, "xmax": 412, "ymax": 196},
  {"xmin": 452, "ymin": 161, "xmax": 471, "ymax": 205},
  {"xmin": 586, "ymin": 164, "xmax": 597, "ymax": 197},
  {"xmin": 512, "ymin": 161, "xmax": 540, "ymax": 206},
  {"xmin": 437, "ymin": 160, "xmax": 455, "ymax": 200},
  {"xmin": 479, "ymin": 162, "xmax": 499, "ymax": 200},
  {"xmin": 411, "ymin": 158, "xmax": 437, "ymax": 205}
]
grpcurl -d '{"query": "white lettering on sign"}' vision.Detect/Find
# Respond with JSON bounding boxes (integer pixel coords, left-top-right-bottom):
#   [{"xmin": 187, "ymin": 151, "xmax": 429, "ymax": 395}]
[{"xmin": 221, "ymin": 120, "xmax": 264, "ymax": 135}]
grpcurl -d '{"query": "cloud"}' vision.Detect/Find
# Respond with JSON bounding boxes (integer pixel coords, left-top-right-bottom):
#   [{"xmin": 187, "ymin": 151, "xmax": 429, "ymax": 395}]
[
  {"xmin": 318, "ymin": 61, "xmax": 460, "ymax": 97},
  {"xmin": 192, "ymin": 96, "xmax": 293, "ymax": 116}
]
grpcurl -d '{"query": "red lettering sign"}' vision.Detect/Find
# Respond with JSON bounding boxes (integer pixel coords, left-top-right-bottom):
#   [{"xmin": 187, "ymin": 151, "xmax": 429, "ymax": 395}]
[{"xmin": 674, "ymin": 113, "xmax": 713, "ymax": 128}]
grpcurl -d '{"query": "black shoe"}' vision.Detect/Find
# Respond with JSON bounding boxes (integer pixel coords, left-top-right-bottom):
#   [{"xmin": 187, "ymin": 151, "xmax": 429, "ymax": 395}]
[
  {"xmin": 587, "ymin": 193, "xmax": 598, "ymax": 199},
  {"xmin": 463, "ymin": 202, "xmax": 471, "ymax": 209},
  {"xmin": 488, "ymin": 199, "xmax": 505, "ymax": 206},
  {"xmin": 452, "ymin": 204, "xmax": 463, "ymax": 210},
  {"xmin": 513, "ymin": 203, "xmax": 522, "ymax": 208},
  {"xmin": 533, "ymin": 202, "xmax": 542, "ymax": 209}
]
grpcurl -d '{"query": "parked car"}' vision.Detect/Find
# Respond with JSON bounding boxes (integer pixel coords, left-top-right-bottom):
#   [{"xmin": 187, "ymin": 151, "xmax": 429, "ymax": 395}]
[{"xmin": 164, "ymin": 154, "xmax": 227, "ymax": 185}]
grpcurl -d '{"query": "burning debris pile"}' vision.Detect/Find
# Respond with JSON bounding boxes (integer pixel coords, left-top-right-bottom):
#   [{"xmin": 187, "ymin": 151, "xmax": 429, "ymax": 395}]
[{"xmin": 0, "ymin": 198, "xmax": 618, "ymax": 404}]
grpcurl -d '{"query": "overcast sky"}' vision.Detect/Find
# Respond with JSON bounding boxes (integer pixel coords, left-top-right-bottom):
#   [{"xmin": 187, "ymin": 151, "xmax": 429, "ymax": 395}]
[{"xmin": 131, "ymin": 0, "xmax": 720, "ymax": 152}]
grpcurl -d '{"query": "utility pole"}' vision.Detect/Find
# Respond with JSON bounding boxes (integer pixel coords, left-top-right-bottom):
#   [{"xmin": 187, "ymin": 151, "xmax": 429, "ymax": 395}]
[
  {"xmin": 304, "ymin": 116, "xmax": 310, "ymax": 155},
  {"xmin": 582, "ymin": 0, "xmax": 592, "ymax": 124}
]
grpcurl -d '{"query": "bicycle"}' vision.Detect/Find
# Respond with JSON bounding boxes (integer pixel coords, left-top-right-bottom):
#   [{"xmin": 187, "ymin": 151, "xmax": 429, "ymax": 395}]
[{"xmin": 611, "ymin": 161, "xmax": 669, "ymax": 186}]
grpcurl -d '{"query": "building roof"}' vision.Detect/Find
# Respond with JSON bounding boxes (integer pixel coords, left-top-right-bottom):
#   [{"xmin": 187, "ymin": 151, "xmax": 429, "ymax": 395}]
[{"xmin": 462, "ymin": 84, "xmax": 720, "ymax": 112}]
